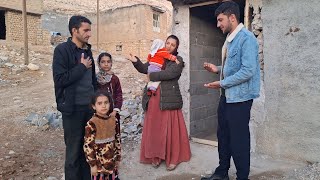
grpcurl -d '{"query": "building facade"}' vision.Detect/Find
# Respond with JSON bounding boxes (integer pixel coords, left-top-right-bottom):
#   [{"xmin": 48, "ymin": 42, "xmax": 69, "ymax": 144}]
[
  {"xmin": 169, "ymin": 0, "xmax": 320, "ymax": 162},
  {"xmin": 0, "ymin": 0, "xmax": 50, "ymax": 45},
  {"xmin": 89, "ymin": 4, "xmax": 171, "ymax": 58}
]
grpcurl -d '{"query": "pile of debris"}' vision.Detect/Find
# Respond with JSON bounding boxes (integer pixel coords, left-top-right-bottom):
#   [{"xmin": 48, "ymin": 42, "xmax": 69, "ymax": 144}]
[
  {"xmin": 24, "ymin": 111, "xmax": 63, "ymax": 130},
  {"xmin": 50, "ymin": 33, "xmax": 67, "ymax": 46},
  {"xmin": 119, "ymin": 96, "xmax": 144, "ymax": 142},
  {"xmin": 24, "ymin": 97, "xmax": 145, "ymax": 142},
  {"xmin": 0, "ymin": 45, "xmax": 42, "ymax": 75}
]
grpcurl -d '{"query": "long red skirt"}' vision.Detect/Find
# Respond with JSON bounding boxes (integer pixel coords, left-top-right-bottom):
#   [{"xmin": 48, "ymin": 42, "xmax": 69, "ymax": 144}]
[{"xmin": 140, "ymin": 88, "xmax": 191, "ymax": 167}]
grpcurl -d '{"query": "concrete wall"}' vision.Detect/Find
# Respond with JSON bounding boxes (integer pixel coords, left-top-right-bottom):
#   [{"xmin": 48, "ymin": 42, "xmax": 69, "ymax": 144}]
[
  {"xmin": 89, "ymin": 4, "xmax": 169, "ymax": 57},
  {"xmin": 171, "ymin": 4, "xmax": 191, "ymax": 134},
  {"xmin": 41, "ymin": 11, "xmax": 70, "ymax": 36},
  {"xmin": 0, "ymin": 0, "xmax": 43, "ymax": 15},
  {"xmin": 257, "ymin": 0, "xmax": 320, "ymax": 161},
  {"xmin": 189, "ymin": 5, "xmax": 225, "ymax": 138},
  {"xmin": 170, "ymin": 1, "xmax": 266, "ymax": 148}
]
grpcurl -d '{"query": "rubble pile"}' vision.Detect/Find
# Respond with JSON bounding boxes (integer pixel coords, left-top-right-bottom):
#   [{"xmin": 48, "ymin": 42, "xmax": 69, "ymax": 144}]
[{"xmin": 24, "ymin": 97, "xmax": 145, "ymax": 143}]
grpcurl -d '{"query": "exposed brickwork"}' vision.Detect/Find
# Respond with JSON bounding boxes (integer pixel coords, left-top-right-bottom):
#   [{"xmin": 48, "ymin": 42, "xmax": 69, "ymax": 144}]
[
  {"xmin": 0, "ymin": 0, "xmax": 43, "ymax": 14},
  {"xmin": 5, "ymin": 11, "xmax": 50, "ymax": 45},
  {"xmin": 90, "ymin": 4, "xmax": 169, "ymax": 58}
]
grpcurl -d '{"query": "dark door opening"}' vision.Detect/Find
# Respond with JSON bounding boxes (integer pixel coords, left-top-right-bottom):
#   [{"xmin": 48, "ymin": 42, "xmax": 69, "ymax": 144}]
[
  {"xmin": 189, "ymin": 0, "xmax": 245, "ymax": 142},
  {"xmin": 0, "ymin": 10, "xmax": 6, "ymax": 40}
]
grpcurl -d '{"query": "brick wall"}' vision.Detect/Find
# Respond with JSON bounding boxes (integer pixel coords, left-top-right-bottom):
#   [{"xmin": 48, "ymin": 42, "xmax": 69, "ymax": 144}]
[
  {"xmin": 0, "ymin": 0, "xmax": 43, "ymax": 14},
  {"xmin": 89, "ymin": 4, "xmax": 169, "ymax": 58},
  {"xmin": 189, "ymin": 6, "xmax": 226, "ymax": 139},
  {"xmin": 5, "ymin": 10, "xmax": 50, "ymax": 45}
]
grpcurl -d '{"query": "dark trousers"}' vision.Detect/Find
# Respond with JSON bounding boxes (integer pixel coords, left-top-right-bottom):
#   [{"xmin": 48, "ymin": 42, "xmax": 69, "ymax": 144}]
[
  {"xmin": 214, "ymin": 96, "xmax": 253, "ymax": 180},
  {"xmin": 62, "ymin": 109, "xmax": 93, "ymax": 180}
]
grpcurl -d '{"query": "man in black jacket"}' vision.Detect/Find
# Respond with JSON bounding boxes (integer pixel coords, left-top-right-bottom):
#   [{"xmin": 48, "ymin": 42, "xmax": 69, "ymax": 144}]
[{"xmin": 52, "ymin": 15, "xmax": 97, "ymax": 180}]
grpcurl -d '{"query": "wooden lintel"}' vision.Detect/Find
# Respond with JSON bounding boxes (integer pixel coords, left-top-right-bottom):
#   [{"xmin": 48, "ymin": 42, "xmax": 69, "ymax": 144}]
[
  {"xmin": 191, "ymin": 137, "xmax": 218, "ymax": 146},
  {"xmin": 189, "ymin": 1, "xmax": 220, "ymax": 8}
]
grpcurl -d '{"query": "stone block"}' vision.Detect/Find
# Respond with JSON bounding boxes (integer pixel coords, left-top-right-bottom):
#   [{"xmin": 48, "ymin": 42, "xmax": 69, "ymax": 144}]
[
  {"xmin": 190, "ymin": 45, "xmax": 203, "ymax": 58},
  {"xmin": 203, "ymin": 115, "xmax": 218, "ymax": 137},
  {"xmin": 207, "ymin": 105, "xmax": 218, "ymax": 117},
  {"xmin": 11, "ymin": 67, "xmax": 23, "ymax": 75},
  {"xmin": 190, "ymin": 83, "xmax": 208, "ymax": 95},
  {"xmin": 195, "ymin": 32, "xmax": 207, "ymax": 46},
  {"xmin": 190, "ymin": 119, "xmax": 205, "ymax": 136},
  {"xmin": 208, "ymin": 88, "xmax": 220, "ymax": 95},
  {"xmin": 27, "ymin": 63, "xmax": 40, "ymax": 71},
  {"xmin": 190, "ymin": 57, "xmax": 208, "ymax": 71},
  {"xmin": 190, "ymin": 94, "xmax": 216, "ymax": 109},
  {"xmin": 190, "ymin": 106, "xmax": 208, "ymax": 122},
  {"xmin": 5, "ymin": 63, "xmax": 14, "ymax": 68},
  {"xmin": 0, "ymin": 56, "xmax": 10, "ymax": 67},
  {"xmin": 25, "ymin": 113, "xmax": 40, "ymax": 123},
  {"xmin": 202, "ymin": 46, "xmax": 215, "ymax": 58},
  {"xmin": 190, "ymin": 33, "xmax": 197, "ymax": 45},
  {"xmin": 190, "ymin": 70, "xmax": 211, "ymax": 83}
]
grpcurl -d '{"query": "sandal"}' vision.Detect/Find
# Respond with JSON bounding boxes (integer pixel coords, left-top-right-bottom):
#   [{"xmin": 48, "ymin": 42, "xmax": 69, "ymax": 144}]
[
  {"xmin": 166, "ymin": 164, "xmax": 177, "ymax": 171},
  {"xmin": 151, "ymin": 162, "xmax": 160, "ymax": 168}
]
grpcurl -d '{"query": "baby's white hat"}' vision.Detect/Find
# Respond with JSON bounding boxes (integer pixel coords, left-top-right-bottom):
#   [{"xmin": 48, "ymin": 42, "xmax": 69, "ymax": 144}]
[{"xmin": 150, "ymin": 39, "xmax": 165, "ymax": 57}]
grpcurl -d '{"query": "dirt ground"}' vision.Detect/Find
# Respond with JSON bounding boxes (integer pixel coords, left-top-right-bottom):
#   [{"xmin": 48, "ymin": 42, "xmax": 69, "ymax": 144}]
[
  {"xmin": 0, "ymin": 45, "xmax": 146, "ymax": 179},
  {"xmin": 0, "ymin": 45, "xmax": 310, "ymax": 180}
]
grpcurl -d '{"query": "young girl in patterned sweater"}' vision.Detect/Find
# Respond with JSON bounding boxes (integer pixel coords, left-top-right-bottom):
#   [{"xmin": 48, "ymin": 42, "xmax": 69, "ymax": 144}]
[{"xmin": 84, "ymin": 92, "xmax": 121, "ymax": 180}]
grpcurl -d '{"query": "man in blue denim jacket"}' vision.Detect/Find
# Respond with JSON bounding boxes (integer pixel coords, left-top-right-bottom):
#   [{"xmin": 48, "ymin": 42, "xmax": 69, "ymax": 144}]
[{"xmin": 201, "ymin": 2, "xmax": 260, "ymax": 180}]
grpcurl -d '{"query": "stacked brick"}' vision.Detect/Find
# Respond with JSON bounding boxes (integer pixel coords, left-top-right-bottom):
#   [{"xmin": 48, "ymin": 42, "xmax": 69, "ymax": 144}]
[{"xmin": 5, "ymin": 11, "xmax": 50, "ymax": 46}]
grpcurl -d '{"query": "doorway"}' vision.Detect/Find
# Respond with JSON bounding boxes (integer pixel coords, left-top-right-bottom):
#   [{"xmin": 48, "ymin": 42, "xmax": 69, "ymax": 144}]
[
  {"xmin": 0, "ymin": 10, "xmax": 6, "ymax": 40},
  {"xmin": 189, "ymin": 0, "xmax": 245, "ymax": 143}
]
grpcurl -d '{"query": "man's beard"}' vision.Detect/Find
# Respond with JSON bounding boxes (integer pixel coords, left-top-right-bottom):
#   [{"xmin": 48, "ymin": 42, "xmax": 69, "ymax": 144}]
[
  {"xmin": 77, "ymin": 35, "xmax": 88, "ymax": 44},
  {"xmin": 223, "ymin": 23, "xmax": 232, "ymax": 34}
]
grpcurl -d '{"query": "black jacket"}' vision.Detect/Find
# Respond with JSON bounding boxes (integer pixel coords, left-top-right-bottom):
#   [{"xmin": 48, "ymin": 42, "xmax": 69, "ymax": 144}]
[
  {"xmin": 133, "ymin": 56, "xmax": 184, "ymax": 111},
  {"xmin": 52, "ymin": 38, "xmax": 97, "ymax": 114}
]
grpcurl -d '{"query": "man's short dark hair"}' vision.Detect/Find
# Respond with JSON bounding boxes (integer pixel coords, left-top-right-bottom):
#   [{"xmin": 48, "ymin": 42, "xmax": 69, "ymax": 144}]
[
  {"xmin": 68, "ymin": 15, "xmax": 92, "ymax": 36},
  {"xmin": 215, "ymin": 1, "xmax": 240, "ymax": 23}
]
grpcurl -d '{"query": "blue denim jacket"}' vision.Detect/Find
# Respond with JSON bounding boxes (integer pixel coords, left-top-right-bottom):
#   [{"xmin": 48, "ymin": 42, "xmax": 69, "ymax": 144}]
[{"xmin": 220, "ymin": 28, "xmax": 260, "ymax": 103}]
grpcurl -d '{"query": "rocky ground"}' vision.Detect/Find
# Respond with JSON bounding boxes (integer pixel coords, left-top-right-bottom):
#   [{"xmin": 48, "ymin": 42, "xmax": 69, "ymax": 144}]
[
  {"xmin": 0, "ymin": 42, "xmax": 147, "ymax": 179},
  {"xmin": 0, "ymin": 43, "xmax": 319, "ymax": 180}
]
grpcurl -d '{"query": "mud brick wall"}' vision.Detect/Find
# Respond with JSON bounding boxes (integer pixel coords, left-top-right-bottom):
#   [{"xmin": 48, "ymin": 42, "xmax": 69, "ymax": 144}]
[{"xmin": 5, "ymin": 11, "xmax": 50, "ymax": 45}]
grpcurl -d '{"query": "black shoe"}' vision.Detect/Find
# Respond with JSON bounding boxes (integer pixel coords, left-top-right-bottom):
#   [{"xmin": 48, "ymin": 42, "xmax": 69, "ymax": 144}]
[{"xmin": 201, "ymin": 173, "xmax": 229, "ymax": 180}]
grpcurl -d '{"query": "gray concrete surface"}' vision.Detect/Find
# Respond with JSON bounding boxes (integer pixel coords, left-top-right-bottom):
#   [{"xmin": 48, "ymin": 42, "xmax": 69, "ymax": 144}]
[
  {"xmin": 41, "ymin": 11, "xmax": 70, "ymax": 36},
  {"xmin": 171, "ymin": 0, "xmax": 320, "ymax": 163},
  {"xmin": 257, "ymin": 0, "xmax": 320, "ymax": 162},
  {"xmin": 119, "ymin": 142, "xmax": 305, "ymax": 180},
  {"xmin": 171, "ymin": 4, "xmax": 191, "ymax": 135}
]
